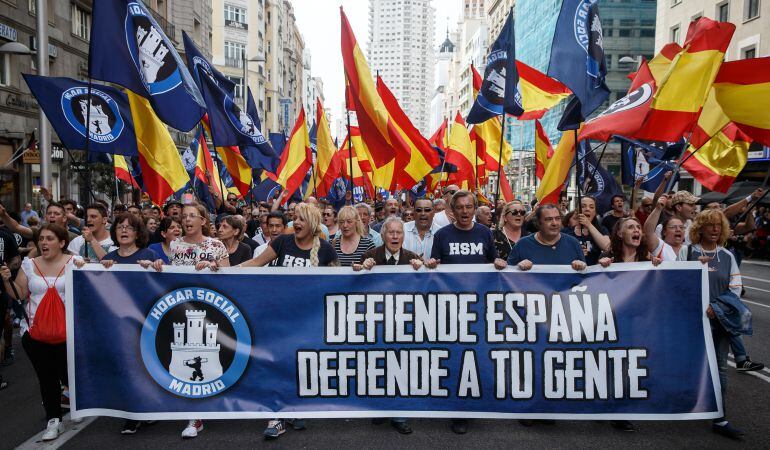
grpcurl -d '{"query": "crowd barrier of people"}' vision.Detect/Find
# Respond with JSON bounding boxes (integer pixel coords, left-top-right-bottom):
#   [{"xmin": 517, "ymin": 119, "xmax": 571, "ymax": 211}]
[{"xmin": 0, "ymin": 183, "xmax": 765, "ymax": 442}]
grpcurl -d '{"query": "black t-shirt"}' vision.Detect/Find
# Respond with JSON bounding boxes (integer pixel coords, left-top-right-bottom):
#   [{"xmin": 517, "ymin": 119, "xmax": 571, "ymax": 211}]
[
  {"xmin": 269, "ymin": 234, "xmax": 338, "ymax": 267},
  {"xmin": 601, "ymin": 214, "xmax": 623, "ymax": 234},
  {"xmin": 241, "ymin": 236, "xmax": 258, "ymax": 252},
  {"xmin": 228, "ymin": 242, "xmax": 253, "ymax": 266},
  {"xmin": 431, "ymin": 223, "xmax": 497, "ymax": 264},
  {"xmin": 562, "ymin": 222, "xmax": 608, "ymax": 266},
  {"xmin": 0, "ymin": 228, "xmax": 19, "ymax": 265}
]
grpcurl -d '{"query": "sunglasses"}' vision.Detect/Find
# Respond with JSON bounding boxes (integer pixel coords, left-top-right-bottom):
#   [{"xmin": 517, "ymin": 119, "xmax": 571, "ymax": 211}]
[
  {"xmin": 506, "ymin": 210, "xmax": 526, "ymax": 216},
  {"xmin": 322, "ymin": 212, "xmax": 333, "ymax": 217},
  {"xmin": 414, "ymin": 208, "xmax": 432, "ymax": 213}
]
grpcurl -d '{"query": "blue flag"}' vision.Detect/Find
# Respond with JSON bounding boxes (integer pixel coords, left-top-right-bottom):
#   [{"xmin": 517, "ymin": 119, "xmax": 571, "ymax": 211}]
[
  {"xmin": 89, "ymin": 0, "xmax": 205, "ymax": 132},
  {"xmin": 640, "ymin": 161, "xmax": 678, "ymax": 193},
  {"xmin": 577, "ymin": 141, "xmax": 623, "ymax": 215},
  {"xmin": 182, "ymin": 31, "xmax": 236, "ymax": 96},
  {"xmin": 466, "ymin": 9, "xmax": 523, "ymax": 123},
  {"xmin": 23, "ymin": 75, "xmax": 138, "ymax": 156},
  {"xmin": 180, "ymin": 133, "xmax": 216, "ymax": 211},
  {"xmin": 619, "ymin": 139, "xmax": 637, "ymax": 186},
  {"xmin": 548, "ymin": 0, "xmax": 610, "ymax": 118},
  {"xmin": 239, "ymin": 87, "xmax": 279, "ymax": 172},
  {"xmin": 269, "ymin": 133, "xmax": 288, "ymax": 156}
]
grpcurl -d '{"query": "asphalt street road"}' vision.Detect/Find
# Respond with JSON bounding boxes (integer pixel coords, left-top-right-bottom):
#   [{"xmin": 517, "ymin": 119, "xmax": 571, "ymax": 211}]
[{"xmin": 2, "ymin": 261, "xmax": 770, "ymax": 449}]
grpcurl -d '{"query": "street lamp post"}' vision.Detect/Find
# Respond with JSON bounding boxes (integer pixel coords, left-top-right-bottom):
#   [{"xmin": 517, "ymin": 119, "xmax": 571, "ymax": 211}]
[
  {"xmin": 36, "ymin": 0, "xmax": 51, "ymax": 191},
  {"xmin": 241, "ymin": 50, "xmax": 266, "ymax": 107}
]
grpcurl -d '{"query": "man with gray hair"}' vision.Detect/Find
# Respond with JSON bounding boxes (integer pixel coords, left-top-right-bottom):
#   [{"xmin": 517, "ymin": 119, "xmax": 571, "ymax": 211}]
[{"xmin": 350, "ymin": 202, "xmax": 383, "ymax": 246}]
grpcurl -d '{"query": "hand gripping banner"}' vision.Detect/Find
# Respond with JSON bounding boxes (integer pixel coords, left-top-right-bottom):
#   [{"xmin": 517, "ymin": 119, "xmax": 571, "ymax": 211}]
[{"xmin": 66, "ymin": 263, "xmax": 722, "ymax": 420}]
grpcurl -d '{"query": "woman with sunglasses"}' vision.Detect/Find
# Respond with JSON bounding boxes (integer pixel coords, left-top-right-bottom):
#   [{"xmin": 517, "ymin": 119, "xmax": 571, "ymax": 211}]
[
  {"xmin": 322, "ymin": 206, "xmax": 339, "ymax": 237},
  {"xmin": 494, "ymin": 201, "xmax": 529, "ymax": 261}
]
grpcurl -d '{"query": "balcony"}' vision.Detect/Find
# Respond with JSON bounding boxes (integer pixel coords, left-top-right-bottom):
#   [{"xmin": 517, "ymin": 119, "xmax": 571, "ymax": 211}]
[
  {"xmin": 149, "ymin": 8, "xmax": 176, "ymax": 42},
  {"xmin": 225, "ymin": 57, "xmax": 244, "ymax": 68}
]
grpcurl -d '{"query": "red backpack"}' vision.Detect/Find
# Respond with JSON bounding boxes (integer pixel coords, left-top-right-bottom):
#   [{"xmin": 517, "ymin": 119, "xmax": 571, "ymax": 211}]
[{"xmin": 28, "ymin": 257, "xmax": 71, "ymax": 344}]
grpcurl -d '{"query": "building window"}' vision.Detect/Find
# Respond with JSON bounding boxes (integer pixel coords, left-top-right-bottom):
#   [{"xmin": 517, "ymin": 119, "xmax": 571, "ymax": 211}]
[
  {"xmin": 743, "ymin": 46, "xmax": 757, "ymax": 59},
  {"xmin": 224, "ymin": 4, "xmax": 247, "ymax": 25},
  {"xmin": 71, "ymin": 3, "xmax": 91, "ymax": 41},
  {"xmin": 0, "ymin": 54, "xmax": 9, "ymax": 87},
  {"xmin": 224, "ymin": 41, "xmax": 246, "ymax": 67},
  {"xmin": 670, "ymin": 25, "xmax": 680, "ymax": 43},
  {"xmin": 226, "ymin": 76, "xmax": 244, "ymax": 99},
  {"xmin": 745, "ymin": 0, "xmax": 760, "ymax": 20},
  {"xmin": 717, "ymin": 2, "xmax": 730, "ymax": 21}
]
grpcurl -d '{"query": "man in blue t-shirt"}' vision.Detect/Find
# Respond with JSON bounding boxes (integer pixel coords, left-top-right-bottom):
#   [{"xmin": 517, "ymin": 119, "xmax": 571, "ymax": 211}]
[
  {"xmin": 427, "ymin": 190, "xmax": 506, "ymax": 269},
  {"xmin": 507, "ymin": 204, "xmax": 586, "ymax": 271},
  {"xmin": 424, "ymin": 189, "xmax": 505, "ymax": 435}
]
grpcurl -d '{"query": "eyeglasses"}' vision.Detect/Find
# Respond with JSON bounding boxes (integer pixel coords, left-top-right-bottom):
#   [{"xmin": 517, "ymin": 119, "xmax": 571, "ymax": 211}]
[
  {"xmin": 666, "ymin": 225, "xmax": 685, "ymax": 230},
  {"xmin": 506, "ymin": 210, "xmax": 526, "ymax": 216},
  {"xmin": 182, "ymin": 214, "xmax": 201, "ymax": 220},
  {"xmin": 322, "ymin": 212, "xmax": 333, "ymax": 217},
  {"xmin": 115, "ymin": 225, "xmax": 135, "ymax": 231},
  {"xmin": 414, "ymin": 208, "xmax": 432, "ymax": 213},
  {"xmin": 444, "ymin": 190, "xmax": 458, "ymax": 195}
]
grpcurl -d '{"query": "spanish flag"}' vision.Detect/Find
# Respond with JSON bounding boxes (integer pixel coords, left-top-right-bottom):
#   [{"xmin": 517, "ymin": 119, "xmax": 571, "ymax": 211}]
[
  {"xmin": 471, "ymin": 64, "xmax": 482, "ymax": 98},
  {"xmin": 199, "ymin": 114, "xmax": 252, "ymax": 197},
  {"xmin": 274, "ymin": 107, "xmax": 312, "ymax": 201},
  {"xmin": 534, "ymin": 119, "xmax": 554, "ymax": 180},
  {"xmin": 114, "ymin": 154, "xmax": 140, "ymax": 189},
  {"xmin": 427, "ymin": 119, "xmax": 451, "ymax": 191},
  {"xmin": 341, "ymin": 8, "xmax": 410, "ymax": 185},
  {"xmin": 308, "ymin": 99, "xmax": 342, "ymax": 198},
  {"xmin": 471, "ymin": 117, "xmax": 511, "ymax": 174},
  {"xmin": 682, "ymin": 122, "xmax": 750, "ymax": 193},
  {"xmin": 126, "ymin": 90, "xmax": 189, "ymax": 205},
  {"xmin": 339, "ymin": 127, "xmax": 375, "ymax": 199},
  {"xmin": 376, "ymin": 75, "xmax": 439, "ymax": 185},
  {"xmin": 640, "ymin": 17, "xmax": 734, "ymax": 142},
  {"xmin": 517, "ymin": 60, "xmax": 571, "ymax": 120},
  {"xmin": 536, "ymin": 126, "xmax": 581, "ymax": 205},
  {"xmin": 713, "ymin": 56, "xmax": 770, "ymax": 146},
  {"xmin": 496, "ymin": 171, "xmax": 515, "ymax": 203},
  {"xmin": 445, "ymin": 112, "xmax": 476, "ymax": 189}
]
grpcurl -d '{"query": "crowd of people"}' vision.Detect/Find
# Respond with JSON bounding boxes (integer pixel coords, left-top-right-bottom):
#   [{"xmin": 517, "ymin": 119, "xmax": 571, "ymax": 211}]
[{"xmin": 0, "ymin": 181, "xmax": 766, "ymax": 441}]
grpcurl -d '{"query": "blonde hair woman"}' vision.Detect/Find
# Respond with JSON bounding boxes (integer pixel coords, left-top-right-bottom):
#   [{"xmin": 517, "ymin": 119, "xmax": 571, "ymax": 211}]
[
  {"xmin": 240, "ymin": 202, "xmax": 338, "ymax": 268},
  {"xmin": 333, "ymin": 206, "xmax": 374, "ymax": 267},
  {"xmin": 494, "ymin": 200, "xmax": 529, "ymax": 261},
  {"xmin": 684, "ymin": 208, "xmax": 745, "ymax": 439}
]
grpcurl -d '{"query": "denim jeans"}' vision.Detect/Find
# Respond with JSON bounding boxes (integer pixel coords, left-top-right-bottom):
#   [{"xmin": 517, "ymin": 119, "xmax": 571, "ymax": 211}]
[
  {"xmin": 711, "ymin": 320, "xmax": 731, "ymax": 421},
  {"xmin": 729, "ymin": 334, "xmax": 748, "ymax": 363}
]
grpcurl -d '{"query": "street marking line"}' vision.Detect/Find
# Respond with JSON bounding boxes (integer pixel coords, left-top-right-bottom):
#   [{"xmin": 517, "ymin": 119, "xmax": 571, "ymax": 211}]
[
  {"xmin": 744, "ymin": 286, "xmax": 770, "ymax": 295},
  {"xmin": 742, "ymin": 276, "xmax": 770, "ymax": 284},
  {"xmin": 727, "ymin": 361, "xmax": 770, "ymax": 384},
  {"xmin": 15, "ymin": 414, "xmax": 96, "ymax": 450},
  {"xmin": 742, "ymin": 260, "xmax": 770, "ymax": 267},
  {"xmin": 742, "ymin": 298, "xmax": 770, "ymax": 309}
]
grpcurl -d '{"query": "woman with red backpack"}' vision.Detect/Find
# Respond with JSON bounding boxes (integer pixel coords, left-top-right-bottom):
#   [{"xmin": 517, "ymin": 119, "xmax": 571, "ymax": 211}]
[{"xmin": 0, "ymin": 223, "xmax": 77, "ymax": 442}]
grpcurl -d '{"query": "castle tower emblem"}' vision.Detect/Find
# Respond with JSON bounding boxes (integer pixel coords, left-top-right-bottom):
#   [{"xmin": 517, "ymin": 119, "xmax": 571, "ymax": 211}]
[
  {"xmin": 79, "ymin": 99, "xmax": 112, "ymax": 136},
  {"xmin": 238, "ymin": 109, "xmax": 256, "ymax": 136},
  {"xmin": 136, "ymin": 25, "xmax": 169, "ymax": 83},
  {"xmin": 168, "ymin": 310, "xmax": 223, "ymax": 382}
]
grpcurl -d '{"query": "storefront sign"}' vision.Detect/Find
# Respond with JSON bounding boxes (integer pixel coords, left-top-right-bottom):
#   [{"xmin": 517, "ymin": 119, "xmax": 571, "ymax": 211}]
[{"xmin": 0, "ymin": 23, "xmax": 17, "ymax": 42}]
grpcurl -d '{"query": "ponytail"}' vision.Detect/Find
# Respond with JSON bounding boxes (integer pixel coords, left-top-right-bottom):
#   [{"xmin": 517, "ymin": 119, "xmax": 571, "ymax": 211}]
[{"xmin": 310, "ymin": 235, "xmax": 320, "ymax": 267}]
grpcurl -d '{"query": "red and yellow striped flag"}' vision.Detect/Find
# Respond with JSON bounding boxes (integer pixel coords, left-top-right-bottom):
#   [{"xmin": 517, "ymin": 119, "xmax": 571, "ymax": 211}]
[
  {"xmin": 127, "ymin": 90, "xmax": 189, "ymax": 205},
  {"xmin": 308, "ymin": 99, "xmax": 342, "ymax": 198},
  {"xmin": 341, "ymin": 8, "xmax": 410, "ymax": 187},
  {"xmin": 445, "ymin": 112, "xmax": 476, "ymax": 189},
  {"xmin": 517, "ymin": 60, "xmax": 571, "ymax": 120},
  {"xmin": 683, "ymin": 122, "xmax": 750, "ymax": 193},
  {"xmin": 339, "ymin": 126, "xmax": 375, "ymax": 199},
  {"xmin": 713, "ymin": 56, "xmax": 770, "ymax": 146},
  {"xmin": 274, "ymin": 107, "xmax": 312, "ymax": 201},
  {"xmin": 536, "ymin": 126, "xmax": 581, "ymax": 205},
  {"xmin": 534, "ymin": 119, "xmax": 554, "ymax": 180},
  {"xmin": 114, "ymin": 154, "xmax": 139, "ymax": 189},
  {"xmin": 640, "ymin": 17, "xmax": 735, "ymax": 142}
]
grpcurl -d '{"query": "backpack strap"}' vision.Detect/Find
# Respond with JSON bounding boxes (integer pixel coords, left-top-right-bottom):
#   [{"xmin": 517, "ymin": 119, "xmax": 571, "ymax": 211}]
[
  {"xmin": 53, "ymin": 256, "xmax": 74, "ymax": 284},
  {"xmin": 30, "ymin": 258, "xmax": 51, "ymax": 290}
]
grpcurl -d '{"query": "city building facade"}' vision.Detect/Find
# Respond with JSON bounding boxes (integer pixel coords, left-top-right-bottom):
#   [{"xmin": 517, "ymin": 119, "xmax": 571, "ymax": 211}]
[{"xmin": 367, "ymin": 0, "xmax": 435, "ymax": 135}]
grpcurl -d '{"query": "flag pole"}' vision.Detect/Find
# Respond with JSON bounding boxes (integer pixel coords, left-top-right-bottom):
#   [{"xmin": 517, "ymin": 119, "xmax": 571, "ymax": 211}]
[
  {"xmin": 346, "ymin": 110, "xmax": 354, "ymax": 204},
  {"xmin": 583, "ymin": 142, "xmax": 608, "ymax": 193},
  {"xmin": 494, "ymin": 114, "xmax": 507, "ymax": 218},
  {"xmin": 574, "ymin": 128, "xmax": 582, "ymax": 212}
]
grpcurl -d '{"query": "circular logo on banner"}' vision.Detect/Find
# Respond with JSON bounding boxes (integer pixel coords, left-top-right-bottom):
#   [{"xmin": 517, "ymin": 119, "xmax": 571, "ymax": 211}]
[
  {"xmin": 125, "ymin": 1, "xmax": 182, "ymax": 94},
  {"xmin": 224, "ymin": 97, "xmax": 262, "ymax": 144},
  {"xmin": 140, "ymin": 288, "xmax": 251, "ymax": 398},
  {"xmin": 60, "ymin": 87, "xmax": 125, "ymax": 143},
  {"xmin": 593, "ymin": 83, "xmax": 653, "ymax": 119},
  {"xmin": 573, "ymin": 0, "xmax": 605, "ymax": 78}
]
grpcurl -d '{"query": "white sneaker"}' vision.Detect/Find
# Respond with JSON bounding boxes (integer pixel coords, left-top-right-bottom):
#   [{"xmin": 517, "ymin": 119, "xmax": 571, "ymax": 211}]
[
  {"xmin": 42, "ymin": 418, "xmax": 62, "ymax": 441},
  {"xmin": 181, "ymin": 419, "xmax": 203, "ymax": 439}
]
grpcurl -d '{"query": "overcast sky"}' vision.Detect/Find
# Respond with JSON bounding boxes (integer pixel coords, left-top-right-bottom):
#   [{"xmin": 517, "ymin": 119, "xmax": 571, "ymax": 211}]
[{"xmin": 291, "ymin": 0, "xmax": 462, "ymax": 134}]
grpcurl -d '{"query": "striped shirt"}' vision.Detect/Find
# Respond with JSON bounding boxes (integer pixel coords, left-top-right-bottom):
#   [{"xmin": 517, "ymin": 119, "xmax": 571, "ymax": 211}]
[{"xmin": 333, "ymin": 236, "xmax": 375, "ymax": 267}]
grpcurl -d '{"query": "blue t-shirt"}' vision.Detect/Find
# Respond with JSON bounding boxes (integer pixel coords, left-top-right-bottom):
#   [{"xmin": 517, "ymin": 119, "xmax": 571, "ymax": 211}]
[
  {"xmin": 507, "ymin": 233, "xmax": 585, "ymax": 266},
  {"xmin": 430, "ymin": 223, "xmax": 497, "ymax": 264},
  {"xmin": 148, "ymin": 243, "xmax": 169, "ymax": 264},
  {"xmin": 102, "ymin": 247, "xmax": 160, "ymax": 264}
]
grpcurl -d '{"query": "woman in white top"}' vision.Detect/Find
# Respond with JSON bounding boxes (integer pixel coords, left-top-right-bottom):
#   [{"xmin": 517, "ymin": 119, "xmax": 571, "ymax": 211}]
[
  {"xmin": 1, "ymin": 224, "xmax": 77, "ymax": 442},
  {"xmin": 644, "ymin": 195, "xmax": 686, "ymax": 261}
]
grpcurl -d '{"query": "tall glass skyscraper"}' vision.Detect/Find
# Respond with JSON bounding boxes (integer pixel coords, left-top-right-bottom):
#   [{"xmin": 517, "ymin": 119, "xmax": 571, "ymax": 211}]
[{"xmin": 510, "ymin": 0, "xmax": 656, "ymax": 150}]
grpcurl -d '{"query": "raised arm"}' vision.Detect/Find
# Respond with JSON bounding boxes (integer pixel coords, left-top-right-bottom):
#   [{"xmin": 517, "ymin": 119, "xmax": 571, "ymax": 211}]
[
  {"xmin": 644, "ymin": 195, "xmax": 666, "ymax": 252},
  {"xmin": 0, "ymin": 205, "xmax": 33, "ymax": 240}
]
